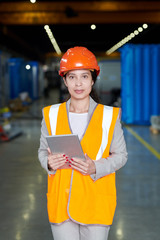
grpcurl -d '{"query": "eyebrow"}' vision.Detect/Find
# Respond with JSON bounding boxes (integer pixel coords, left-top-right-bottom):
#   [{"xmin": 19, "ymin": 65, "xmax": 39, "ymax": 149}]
[{"xmin": 67, "ymin": 72, "xmax": 90, "ymax": 76}]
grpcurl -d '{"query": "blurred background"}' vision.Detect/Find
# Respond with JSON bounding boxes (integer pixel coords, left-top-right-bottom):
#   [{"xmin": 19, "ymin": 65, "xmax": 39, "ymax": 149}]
[{"xmin": 0, "ymin": 1, "xmax": 160, "ymax": 240}]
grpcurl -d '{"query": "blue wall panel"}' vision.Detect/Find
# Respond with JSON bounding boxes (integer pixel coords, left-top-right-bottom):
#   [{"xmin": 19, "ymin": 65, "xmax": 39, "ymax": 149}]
[
  {"xmin": 31, "ymin": 61, "xmax": 39, "ymax": 100},
  {"xmin": 9, "ymin": 58, "xmax": 39, "ymax": 100},
  {"xmin": 120, "ymin": 44, "xmax": 160, "ymax": 125},
  {"xmin": 9, "ymin": 58, "xmax": 23, "ymax": 99},
  {"xmin": 26, "ymin": 61, "xmax": 39, "ymax": 100}
]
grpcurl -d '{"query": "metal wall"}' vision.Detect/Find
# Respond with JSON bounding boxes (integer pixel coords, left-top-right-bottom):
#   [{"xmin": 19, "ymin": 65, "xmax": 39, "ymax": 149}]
[
  {"xmin": 0, "ymin": 51, "xmax": 10, "ymax": 107},
  {"xmin": 120, "ymin": 44, "xmax": 160, "ymax": 125},
  {"xmin": 95, "ymin": 59, "xmax": 121, "ymax": 106}
]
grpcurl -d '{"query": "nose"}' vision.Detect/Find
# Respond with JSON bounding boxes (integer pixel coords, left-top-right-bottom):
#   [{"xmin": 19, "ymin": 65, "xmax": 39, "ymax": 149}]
[{"xmin": 75, "ymin": 77, "xmax": 82, "ymax": 86}]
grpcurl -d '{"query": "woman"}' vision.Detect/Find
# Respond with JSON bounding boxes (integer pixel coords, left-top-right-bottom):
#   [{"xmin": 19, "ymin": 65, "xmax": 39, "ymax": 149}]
[{"xmin": 38, "ymin": 46, "xmax": 127, "ymax": 240}]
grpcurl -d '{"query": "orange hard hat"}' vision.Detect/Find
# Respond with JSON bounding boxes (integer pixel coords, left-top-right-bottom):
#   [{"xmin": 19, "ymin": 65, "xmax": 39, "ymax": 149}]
[{"xmin": 59, "ymin": 46, "xmax": 100, "ymax": 77}]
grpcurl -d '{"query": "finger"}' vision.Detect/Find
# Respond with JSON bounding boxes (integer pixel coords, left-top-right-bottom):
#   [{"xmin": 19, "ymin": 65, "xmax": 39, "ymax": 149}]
[
  {"xmin": 47, "ymin": 147, "xmax": 52, "ymax": 154},
  {"xmin": 52, "ymin": 153, "xmax": 65, "ymax": 158},
  {"xmin": 71, "ymin": 158, "xmax": 89, "ymax": 169},
  {"xmin": 70, "ymin": 164, "xmax": 88, "ymax": 175},
  {"xmin": 49, "ymin": 159, "xmax": 67, "ymax": 170},
  {"xmin": 70, "ymin": 161, "xmax": 89, "ymax": 173},
  {"xmin": 71, "ymin": 157, "xmax": 87, "ymax": 167},
  {"xmin": 70, "ymin": 160, "xmax": 88, "ymax": 170},
  {"xmin": 85, "ymin": 153, "xmax": 90, "ymax": 160},
  {"xmin": 48, "ymin": 155, "xmax": 66, "ymax": 165},
  {"xmin": 51, "ymin": 161, "xmax": 66, "ymax": 169},
  {"xmin": 48, "ymin": 155, "xmax": 67, "ymax": 168},
  {"xmin": 49, "ymin": 153, "xmax": 66, "ymax": 160}
]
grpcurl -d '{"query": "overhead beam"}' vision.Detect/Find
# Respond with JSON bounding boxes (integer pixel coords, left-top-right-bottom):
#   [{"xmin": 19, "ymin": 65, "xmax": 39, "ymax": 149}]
[
  {"xmin": 0, "ymin": 1, "xmax": 160, "ymax": 25},
  {"xmin": 1, "ymin": 12, "xmax": 160, "ymax": 25},
  {"xmin": 0, "ymin": 1, "xmax": 160, "ymax": 12}
]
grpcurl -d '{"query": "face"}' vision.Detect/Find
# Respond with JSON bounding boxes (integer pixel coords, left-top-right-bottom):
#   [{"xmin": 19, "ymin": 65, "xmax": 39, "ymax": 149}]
[{"xmin": 63, "ymin": 69, "xmax": 94, "ymax": 100}]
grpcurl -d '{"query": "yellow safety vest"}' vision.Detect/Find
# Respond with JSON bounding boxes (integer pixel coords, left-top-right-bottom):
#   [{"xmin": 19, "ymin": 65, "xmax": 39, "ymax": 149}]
[{"xmin": 43, "ymin": 102, "xmax": 119, "ymax": 226}]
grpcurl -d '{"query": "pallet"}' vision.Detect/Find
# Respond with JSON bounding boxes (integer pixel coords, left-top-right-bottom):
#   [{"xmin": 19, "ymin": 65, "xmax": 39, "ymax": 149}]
[{"xmin": 150, "ymin": 126, "xmax": 160, "ymax": 135}]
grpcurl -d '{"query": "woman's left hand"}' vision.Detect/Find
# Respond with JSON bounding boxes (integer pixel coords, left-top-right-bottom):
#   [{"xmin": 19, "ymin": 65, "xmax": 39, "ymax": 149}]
[{"xmin": 69, "ymin": 154, "xmax": 96, "ymax": 175}]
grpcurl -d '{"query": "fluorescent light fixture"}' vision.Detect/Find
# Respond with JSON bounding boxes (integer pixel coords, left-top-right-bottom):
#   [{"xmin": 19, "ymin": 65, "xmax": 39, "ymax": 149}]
[
  {"xmin": 30, "ymin": 0, "xmax": 36, "ymax": 3},
  {"xmin": 106, "ymin": 24, "xmax": 148, "ymax": 55},
  {"xmin": 44, "ymin": 25, "xmax": 62, "ymax": 55}
]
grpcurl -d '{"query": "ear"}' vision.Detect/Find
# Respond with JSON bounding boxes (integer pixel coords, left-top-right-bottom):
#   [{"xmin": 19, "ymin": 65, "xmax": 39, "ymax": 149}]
[
  {"xmin": 63, "ymin": 78, "xmax": 68, "ymax": 87},
  {"xmin": 91, "ymin": 80, "xmax": 94, "ymax": 86}
]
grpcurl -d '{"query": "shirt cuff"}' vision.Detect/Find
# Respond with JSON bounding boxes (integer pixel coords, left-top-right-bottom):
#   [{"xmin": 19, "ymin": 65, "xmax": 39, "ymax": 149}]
[
  {"xmin": 44, "ymin": 156, "xmax": 56, "ymax": 175},
  {"xmin": 90, "ymin": 161, "xmax": 101, "ymax": 181},
  {"xmin": 90, "ymin": 158, "xmax": 113, "ymax": 181},
  {"xmin": 48, "ymin": 170, "xmax": 56, "ymax": 175}
]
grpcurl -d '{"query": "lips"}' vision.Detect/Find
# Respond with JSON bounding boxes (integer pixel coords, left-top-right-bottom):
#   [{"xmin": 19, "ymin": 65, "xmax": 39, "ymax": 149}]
[{"xmin": 75, "ymin": 90, "xmax": 84, "ymax": 94}]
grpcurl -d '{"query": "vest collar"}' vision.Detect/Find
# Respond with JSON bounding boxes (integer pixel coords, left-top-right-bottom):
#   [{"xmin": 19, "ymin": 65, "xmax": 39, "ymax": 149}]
[{"xmin": 66, "ymin": 96, "xmax": 98, "ymax": 124}]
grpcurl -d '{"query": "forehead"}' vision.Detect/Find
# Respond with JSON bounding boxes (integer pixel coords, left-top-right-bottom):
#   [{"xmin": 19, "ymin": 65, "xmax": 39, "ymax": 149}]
[{"xmin": 66, "ymin": 69, "xmax": 91, "ymax": 76}]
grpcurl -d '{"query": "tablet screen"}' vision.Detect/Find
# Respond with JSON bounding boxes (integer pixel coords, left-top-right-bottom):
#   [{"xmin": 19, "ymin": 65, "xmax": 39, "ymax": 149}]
[{"xmin": 46, "ymin": 134, "xmax": 85, "ymax": 160}]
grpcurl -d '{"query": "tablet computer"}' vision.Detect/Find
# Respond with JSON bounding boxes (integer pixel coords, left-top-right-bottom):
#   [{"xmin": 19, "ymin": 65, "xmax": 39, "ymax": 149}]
[{"xmin": 46, "ymin": 134, "xmax": 85, "ymax": 160}]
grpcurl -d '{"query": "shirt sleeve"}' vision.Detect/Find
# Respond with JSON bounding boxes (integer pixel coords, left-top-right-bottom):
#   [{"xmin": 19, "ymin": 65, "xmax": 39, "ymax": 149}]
[
  {"xmin": 38, "ymin": 116, "xmax": 56, "ymax": 175},
  {"xmin": 90, "ymin": 117, "xmax": 128, "ymax": 181}
]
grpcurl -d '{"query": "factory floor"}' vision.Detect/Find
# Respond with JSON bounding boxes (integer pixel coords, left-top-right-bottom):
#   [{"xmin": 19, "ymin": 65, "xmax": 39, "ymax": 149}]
[{"xmin": 0, "ymin": 89, "xmax": 160, "ymax": 240}]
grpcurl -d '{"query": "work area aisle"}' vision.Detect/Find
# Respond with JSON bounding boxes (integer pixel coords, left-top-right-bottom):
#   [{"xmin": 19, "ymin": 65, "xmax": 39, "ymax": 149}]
[{"xmin": 0, "ymin": 91, "xmax": 160, "ymax": 240}]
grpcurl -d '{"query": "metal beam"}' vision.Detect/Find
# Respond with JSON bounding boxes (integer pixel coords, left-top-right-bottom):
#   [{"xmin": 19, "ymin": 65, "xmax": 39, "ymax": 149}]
[
  {"xmin": 0, "ymin": 1, "xmax": 160, "ymax": 25},
  {"xmin": 1, "ymin": 12, "xmax": 160, "ymax": 25},
  {"xmin": 0, "ymin": 1, "xmax": 160, "ymax": 12}
]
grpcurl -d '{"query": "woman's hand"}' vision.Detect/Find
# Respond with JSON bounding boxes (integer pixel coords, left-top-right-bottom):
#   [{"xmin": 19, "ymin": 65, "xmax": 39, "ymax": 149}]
[
  {"xmin": 47, "ymin": 148, "xmax": 67, "ymax": 171},
  {"xmin": 69, "ymin": 154, "xmax": 96, "ymax": 175}
]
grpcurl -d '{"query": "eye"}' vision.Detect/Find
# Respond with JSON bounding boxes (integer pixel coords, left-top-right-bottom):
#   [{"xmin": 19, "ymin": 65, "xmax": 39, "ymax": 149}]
[
  {"xmin": 68, "ymin": 75, "xmax": 75, "ymax": 80},
  {"xmin": 82, "ymin": 74, "xmax": 88, "ymax": 79}
]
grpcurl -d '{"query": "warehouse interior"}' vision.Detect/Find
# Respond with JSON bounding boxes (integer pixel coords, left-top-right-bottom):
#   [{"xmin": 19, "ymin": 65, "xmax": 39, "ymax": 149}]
[{"xmin": 0, "ymin": 1, "xmax": 160, "ymax": 240}]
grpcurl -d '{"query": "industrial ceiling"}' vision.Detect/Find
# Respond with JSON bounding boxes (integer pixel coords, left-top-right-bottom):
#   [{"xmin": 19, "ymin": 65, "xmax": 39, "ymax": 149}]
[{"xmin": 0, "ymin": 0, "xmax": 160, "ymax": 62}]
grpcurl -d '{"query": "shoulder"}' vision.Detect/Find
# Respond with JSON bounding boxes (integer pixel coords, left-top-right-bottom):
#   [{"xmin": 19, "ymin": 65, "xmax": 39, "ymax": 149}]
[
  {"xmin": 42, "ymin": 103, "xmax": 62, "ymax": 115},
  {"xmin": 100, "ymin": 104, "xmax": 120, "ymax": 113},
  {"xmin": 43, "ymin": 105, "xmax": 52, "ymax": 112},
  {"xmin": 100, "ymin": 105, "xmax": 121, "ymax": 122}
]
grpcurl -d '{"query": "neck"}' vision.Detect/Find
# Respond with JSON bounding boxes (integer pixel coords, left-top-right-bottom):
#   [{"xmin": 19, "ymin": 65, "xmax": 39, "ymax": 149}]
[{"xmin": 69, "ymin": 97, "xmax": 90, "ymax": 113}]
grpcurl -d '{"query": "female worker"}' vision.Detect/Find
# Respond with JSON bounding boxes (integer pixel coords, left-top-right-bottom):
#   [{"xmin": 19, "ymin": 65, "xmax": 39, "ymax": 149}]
[{"xmin": 38, "ymin": 46, "xmax": 127, "ymax": 240}]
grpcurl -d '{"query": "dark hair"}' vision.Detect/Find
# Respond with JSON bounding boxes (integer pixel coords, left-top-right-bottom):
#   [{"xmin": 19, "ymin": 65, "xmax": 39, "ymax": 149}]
[
  {"xmin": 90, "ymin": 70, "xmax": 100, "ymax": 103},
  {"xmin": 63, "ymin": 70, "xmax": 101, "ymax": 103}
]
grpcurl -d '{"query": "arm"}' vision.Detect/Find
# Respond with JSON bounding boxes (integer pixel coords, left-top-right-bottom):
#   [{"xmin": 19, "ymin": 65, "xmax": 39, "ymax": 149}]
[
  {"xmin": 38, "ymin": 118, "xmax": 51, "ymax": 173},
  {"xmin": 38, "ymin": 117, "xmax": 67, "ymax": 174},
  {"xmin": 90, "ymin": 117, "xmax": 128, "ymax": 181}
]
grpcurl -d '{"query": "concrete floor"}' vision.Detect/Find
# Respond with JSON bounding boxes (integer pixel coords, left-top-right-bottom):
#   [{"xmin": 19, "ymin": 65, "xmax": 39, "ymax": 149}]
[{"xmin": 0, "ymin": 89, "xmax": 160, "ymax": 240}]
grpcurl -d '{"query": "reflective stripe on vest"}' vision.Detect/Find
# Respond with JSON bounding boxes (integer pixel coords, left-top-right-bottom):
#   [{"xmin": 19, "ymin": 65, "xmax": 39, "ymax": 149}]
[
  {"xmin": 49, "ymin": 103, "xmax": 61, "ymax": 135},
  {"xmin": 96, "ymin": 105, "xmax": 113, "ymax": 160},
  {"xmin": 43, "ymin": 102, "xmax": 119, "ymax": 226}
]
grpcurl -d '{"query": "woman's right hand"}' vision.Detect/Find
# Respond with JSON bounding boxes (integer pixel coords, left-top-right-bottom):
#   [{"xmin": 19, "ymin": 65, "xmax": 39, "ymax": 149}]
[{"xmin": 47, "ymin": 148, "xmax": 67, "ymax": 171}]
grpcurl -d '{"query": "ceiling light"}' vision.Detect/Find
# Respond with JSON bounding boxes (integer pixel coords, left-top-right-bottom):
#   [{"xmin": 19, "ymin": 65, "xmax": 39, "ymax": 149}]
[
  {"xmin": 134, "ymin": 30, "xmax": 139, "ymax": 35},
  {"xmin": 30, "ymin": 0, "xmax": 36, "ymax": 3},
  {"xmin": 143, "ymin": 23, "xmax": 148, "ymax": 29},
  {"xmin": 130, "ymin": 33, "xmax": 135, "ymax": 38},
  {"xmin": 91, "ymin": 24, "xmax": 96, "ymax": 30},
  {"xmin": 44, "ymin": 25, "xmax": 61, "ymax": 55},
  {"xmin": 106, "ymin": 23, "xmax": 149, "ymax": 55},
  {"xmin": 138, "ymin": 27, "xmax": 143, "ymax": 32},
  {"xmin": 26, "ymin": 64, "xmax": 31, "ymax": 70}
]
